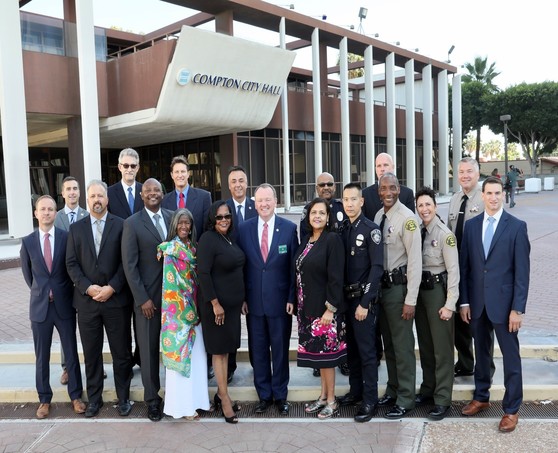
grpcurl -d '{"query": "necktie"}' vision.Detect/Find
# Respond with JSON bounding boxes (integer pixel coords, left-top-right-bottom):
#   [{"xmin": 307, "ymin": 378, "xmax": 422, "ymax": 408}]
[
  {"xmin": 43, "ymin": 233, "xmax": 52, "ymax": 272},
  {"xmin": 237, "ymin": 204, "xmax": 244, "ymax": 223},
  {"xmin": 153, "ymin": 214, "xmax": 165, "ymax": 241},
  {"xmin": 179, "ymin": 192, "xmax": 185, "ymax": 209},
  {"xmin": 379, "ymin": 214, "xmax": 387, "ymax": 234},
  {"xmin": 455, "ymin": 194, "xmax": 468, "ymax": 248},
  {"xmin": 483, "ymin": 216, "xmax": 495, "ymax": 258},
  {"xmin": 127, "ymin": 187, "xmax": 134, "ymax": 214},
  {"xmin": 94, "ymin": 219, "xmax": 103, "ymax": 256},
  {"xmin": 421, "ymin": 226, "xmax": 427, "ymax": 250},
  {"xmin": 261, "ymin": 222, "xmax": 269, "ymax": 262},
  {"xmin": 69, "ymin": 211, "xmax": 75, "ymax": 224}
]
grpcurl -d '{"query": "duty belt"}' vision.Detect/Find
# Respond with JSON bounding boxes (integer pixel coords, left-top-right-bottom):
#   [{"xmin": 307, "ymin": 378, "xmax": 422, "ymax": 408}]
[
  {"xmin": 420, "ymin": 271, "xmax": 448, "ymax": 290},
  {"xmin": 381, "ymin": 266, "xmax": 407, "ymax": 288}
]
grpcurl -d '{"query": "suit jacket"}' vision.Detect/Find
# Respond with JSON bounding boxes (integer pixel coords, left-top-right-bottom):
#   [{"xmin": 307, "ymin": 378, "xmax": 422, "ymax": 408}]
[
  {"xmin": 237, "ymin": 215, "xmax": 299, "ymax": 317},
  {"xmin": 459, "ymin": 210, "xmax": 530, "ymax": 323},
  {"xmin": 66, "ymin": 213, "xmax": 129, "ymax": 309},
  {"xmin": 20, "ymin": 228, "xmax": 75, "ymax": 322},
  {"xmin": 161, "ymin": 186, "xmax": 211, "ymax": 237},
  {"xmin": 54, "ymin": 206, "xmax": 89, "ymax": 231},
  {"xmin": 107, "ymin": 181, "xmax": 144, "ymax": 219},
  {"xmin": 122, "ymin": 208, "xmax": 173, "ymax": 308},
  {"xmin": 362, "ymin": 183, "xmax": 415, "ymax": 221},
  {"xmin": 226, "ymin": 197, "xmax": 257, "ymax": 239}
]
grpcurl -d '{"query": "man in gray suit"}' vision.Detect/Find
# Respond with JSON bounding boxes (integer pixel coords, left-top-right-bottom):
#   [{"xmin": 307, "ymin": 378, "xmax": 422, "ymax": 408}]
[
  {"xmin": 53, "ymin": 176, "xmax": 88, "ymax": 385},
  {"xmin": 122, "ymin": 178, "xmax": 172, "ymax": 422}
]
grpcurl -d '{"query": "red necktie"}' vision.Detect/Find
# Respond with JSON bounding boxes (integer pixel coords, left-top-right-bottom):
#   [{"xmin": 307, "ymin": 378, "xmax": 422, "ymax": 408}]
[
  {"xmin": 261, "ymin": 222, "xmax": 269, "ymax": 262},
  {"xmin": 44, "ymin": 233, "xmax": 52, "ymax": 272},
  {"xmin": 179, "ymin": 192, "xmax": 185, "ymax": 209}
]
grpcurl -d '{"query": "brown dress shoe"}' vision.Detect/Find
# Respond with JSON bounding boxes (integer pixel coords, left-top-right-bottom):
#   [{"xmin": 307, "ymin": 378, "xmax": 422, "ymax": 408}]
[
  {"xmin": 499, "ymin": 413, "xmax": 519, "ymax": 432},
  {"xmin": 60, "ymin": 369, "xmax": 69, "ymax": 385},
  {"xmin": 461, "ymin": 400, "xmax": 490, "ymax": 416},
  {"xmin": 36, "ymin": 403, "xmax": 50, "ymax": 419},
  {"xmin": 72, "ymin": 399, "xmax": 86, "ymax": 414}
]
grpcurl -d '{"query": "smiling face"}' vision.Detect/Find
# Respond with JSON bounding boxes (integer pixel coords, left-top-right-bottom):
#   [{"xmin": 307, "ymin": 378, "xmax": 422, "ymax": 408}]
[
  {"xmin": 35, "ymin": 197, "xmax": 57, "ymax": 230},
  {"xmin": 482, "ymin": 182, "xmax": 505, "ymax": 216},
  {"xmin": 458, "ymin": 161, "xmax": 480, "ymax": 194},
  {"xmin": 416, "ymin": 194, "xmax": 437, "ymax": 226},
  {"xmin": 228, "ymin": 170, "xmax": 248, "ymax": 203},
  {"xmin": 87, "ymin": 183, "xmax": 108, "ymax": 219},
  {"xmin": 215, "ymin": 204, "xmax": 232, "ymax": 235},
  {"xmin": 316, "ymin": 173, "xmax": 335, "ymax": 200},
  {"xmin": 308, "ymin": 201, "xmax": 328, "ymax": 234},
  {"xmin": 171, "ymin": 162, "xmax": 189, "ymax": 191},
  {"xmin": 378, "ymin": 175, "xmax": 400, "ymax": 212},
  {"xmin": 140, "ymin": 179, "xmax": 163, "ymax": 213},
  {"xmin": 61, "ymin": 180, "xmax": 80, "ymax": 209},
  {"xmin": 255, "ymin": 186, "xmax": 277, "ymax": 222},
  {"xmin": 176, "ymin": 214, "xmax": 191, "ymax": 241},
  {"xmin": 342, "ymin": 187, "xmax": 364, "ymax": 222},
  {"xmin": 118, "ymin": 155, "xmax": 139, "ymax": 186}
]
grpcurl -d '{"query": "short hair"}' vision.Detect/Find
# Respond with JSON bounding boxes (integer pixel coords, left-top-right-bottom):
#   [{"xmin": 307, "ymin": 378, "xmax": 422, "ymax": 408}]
[
  {"xmin": 303, "ymin": 197, "xmax": 332, "ymax": 233},
  {"xmin": 35, "ymin": 194, "xmax": 56, "ymax": 209},
  {"xmin": 86, "ymin": 179, "xmax": 108, "ymax": 194},
  {"xmin": 228, "ymin": 165, "xmax": 247, "ymax": 176},
  {"xmin": 254, "ymin": 183, "xmax": 277, "ymax": 199},
  {"xmin": 62, "ymin": 176, "xmax": 78, "ymax": 186},
  {"xmin": 458, "ymin": 157, "xmax": 479, "ymax": 173},
  {"xmin": 343, "ymin": 182, "xmax": 362, "ymax": 194},
  {"xmin": 167, "ymin": 208, "xmax": 197, "ymax": 246},
  {"xmin": 170, "ymin": 155, "xmax": 189, "ymax": 172},
  {"xmin": 205, "ymin": 200, "xmax": 234, "ymax": 235},
  {"xmin": 415, "ymin": 186, "xmax": 437, "ymax": 206},
  {"xmin": 482, "ymin": 176, "xmax": 504, "ymax": 191},
  {"xmin": 118, "ymin": 148, "xmax": 139, "ymax": 163},
  {"xmin": 378, "ymin": 172, "xmax": 400, "ymax": 187}
]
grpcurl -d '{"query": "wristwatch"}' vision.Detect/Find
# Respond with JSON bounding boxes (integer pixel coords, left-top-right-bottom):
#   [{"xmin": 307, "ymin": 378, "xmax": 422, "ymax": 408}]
[
  {"xmin": 325, "ymin": 301, "xmax": 337, "ymax": 313},
  {"xmin": 514, "ymin": 310, "xmax": 523, "ymax": 315}
]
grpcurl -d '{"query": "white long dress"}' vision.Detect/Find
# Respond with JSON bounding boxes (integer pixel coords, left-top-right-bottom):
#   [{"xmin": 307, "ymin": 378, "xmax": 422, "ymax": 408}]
[{"xmin": 163, "ymin": 324, "xmax": 210, "ymax": 418}]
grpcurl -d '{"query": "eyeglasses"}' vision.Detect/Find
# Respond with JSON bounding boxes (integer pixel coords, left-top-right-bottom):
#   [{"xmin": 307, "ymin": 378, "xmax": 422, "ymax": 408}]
[
  {"xmin": 215, "ymin": 214, "xmax": 232, "ymax": 221},
  {"xmin": 120, "ymin": 163, "xmax": 138, "ymax": 169},
  {"xmin": 317, "ymin": 182, "xmax": 334, "ymax": 188}
]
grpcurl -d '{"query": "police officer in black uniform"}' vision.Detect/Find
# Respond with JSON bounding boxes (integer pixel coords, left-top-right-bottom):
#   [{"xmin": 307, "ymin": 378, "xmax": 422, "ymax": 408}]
[{"xmin": 337, "ymin": 183, "xmax": 384, "ymax": 422}]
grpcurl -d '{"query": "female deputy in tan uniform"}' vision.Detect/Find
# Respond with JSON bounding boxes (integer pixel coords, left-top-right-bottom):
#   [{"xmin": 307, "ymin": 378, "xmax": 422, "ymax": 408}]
[{"xmin": 414, "ymin": 187, "xmax": 460, "ymax": 421}]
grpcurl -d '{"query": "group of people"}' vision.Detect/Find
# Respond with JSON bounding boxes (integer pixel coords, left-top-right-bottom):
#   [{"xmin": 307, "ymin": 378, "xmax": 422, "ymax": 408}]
[{"xmin": 21, "ymin": 148, "xmax": 530, "ymax": 432}]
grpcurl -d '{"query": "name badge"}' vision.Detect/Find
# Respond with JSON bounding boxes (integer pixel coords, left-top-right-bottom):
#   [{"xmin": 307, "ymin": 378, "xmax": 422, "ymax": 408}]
[{"xmin": 278, "ymin": 244, "xmax": 287, "ymax": 254}]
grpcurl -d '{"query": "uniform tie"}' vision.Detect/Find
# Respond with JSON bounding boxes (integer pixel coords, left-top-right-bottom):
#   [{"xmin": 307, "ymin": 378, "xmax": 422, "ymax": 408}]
[
  {"xmin": 421, "ymin": 226, "xmax": 428, "ymax": 250},
  {"xmin": 237, "ymin": 204, "xmax": 244, "ymax": 223},
  {"xmin": 178, "ymin": 192, "xmax": 185, "ymax": 209},
  {"xmin": 261, "ymin": 222, "xmax": 269, "ymax": 262},
  {"xmin": 455, "ymin": 194, "xmax": 468, "ymax": 248},
  {"xmin": 127, "ymin": 187, "xmax": 134, "ymax": 214},
  {"xmin": 379, "ymin": 214, "xmax": 387, "ymax": 235},
  {"xmin": 153, "ymin": 214, "xmax": 166, "ymax": 241},
  {"xmin": 483, "ymin": 216, "xmax": 495, "ymax": 258}
]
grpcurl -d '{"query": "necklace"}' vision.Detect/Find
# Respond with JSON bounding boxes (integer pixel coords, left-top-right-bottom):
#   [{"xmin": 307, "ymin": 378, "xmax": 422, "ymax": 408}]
[{"xmin": 218, "ymin": 232, "xmax": 232, "ymax": 245}]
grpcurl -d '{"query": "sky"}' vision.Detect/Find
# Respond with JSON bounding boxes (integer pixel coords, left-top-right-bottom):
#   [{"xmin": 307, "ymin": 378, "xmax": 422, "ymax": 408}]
[{"xmin": 22, "ymin": 0, "xmax": 556, "ymax": 90}]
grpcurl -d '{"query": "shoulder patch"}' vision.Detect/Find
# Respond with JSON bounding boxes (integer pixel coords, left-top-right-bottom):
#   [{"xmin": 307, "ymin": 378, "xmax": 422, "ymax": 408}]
[
  {"xmin": 371, "ymin": 229, "xmax": 381, "ymax": 245},
  {"xmin": 405, "ymin": 219, "xmax": 418, "ymax": 232},
  {"xmin": 446, "ymin": 235, "xmax": 457, "ymax": 247}
]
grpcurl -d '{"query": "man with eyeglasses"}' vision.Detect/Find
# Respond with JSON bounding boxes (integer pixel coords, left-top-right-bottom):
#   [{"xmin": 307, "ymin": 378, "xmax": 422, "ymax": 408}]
[{"xmin": 107, "ymin": 148, "xmax": 144, "ymax": 220}]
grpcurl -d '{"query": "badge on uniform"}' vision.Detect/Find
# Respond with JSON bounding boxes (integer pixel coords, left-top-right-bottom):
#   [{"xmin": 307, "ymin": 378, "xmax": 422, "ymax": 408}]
[
  {"xmin": 405, "ymin": 219, "xmax": 418, "ymax": 231},
  {"xmin": 337, "ymin": 211, "xmax": 344, "ymax": 222},
  {"xmin": 371, "ymin": 229, "xmax": 381, "ymax": 245},
  {"xmin": 355, "ymin": 234, "xmax": 364, "ymax": 247},
  {"xmin": 278, "ymin": 244, "xmax": 287, "ymax": 254},
  {"xmin": 446, "ymin": 235, "xmax": 456, "ymax": 247}
]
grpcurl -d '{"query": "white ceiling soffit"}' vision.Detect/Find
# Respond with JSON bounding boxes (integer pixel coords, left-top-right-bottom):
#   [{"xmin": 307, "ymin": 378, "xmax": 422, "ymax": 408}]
[{"xmin": 100, "ymin": 25, "xmax": 295, "ymax": 148}]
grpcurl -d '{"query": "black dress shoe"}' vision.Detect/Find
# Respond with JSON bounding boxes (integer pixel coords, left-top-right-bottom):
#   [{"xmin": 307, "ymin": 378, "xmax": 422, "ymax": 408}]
[
  {"xmin": 147, "ymin": 403, "xmax": 162, "ymax": 422},
  {"xmin": 428, "ymin": 405, "xmax": 450, "ymax": 421},
  {"xmin": 117, "ymin": 400, "xmax": 132, "ymax": 416},
  {"xmin": 208, "ymin": 366, "xmax": 215, "ymax": 380},
  {"xmin": 338, "ymin": 393, "xmax": 363, "ymax": 406},
  {"xmin": 377, "ymin": 394, "xmax": 396, "ymax": 407},
  {"xmin": 227, "ymin": 370, "xmax": 234, "ymax": 384},
  {"xmin": 255, "ymin": 399, "xmax": 272, "ymax": 414},
  {"xmin": 454, "ymin": 368, "xmax": 474, "ymax": 377},
  {"xmin": 275, "ymin": 399, "xmax": 289, "ymax": 415},
  {"xmin": 384, "ymin": 405, "xmax": 413, "ymax": 419},
  {"xmin": 85, "ymin": 401, "xmax": 103, "ymax": 418},
  {"xmin": 415, "ymin": 393, "xmax": 434, "ymax": 406},
  {"xmin": 312, "ymin": 368, "xmax": 320, "ymax": 377},
  {"xmin": 354, "ymin": 403, "xmax": 378, "ymax": 423}
]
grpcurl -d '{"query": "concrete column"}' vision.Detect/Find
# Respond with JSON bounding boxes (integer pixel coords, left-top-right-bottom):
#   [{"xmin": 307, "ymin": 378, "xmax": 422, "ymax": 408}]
[
  {"xmin": 215, "ymin": 9, "xmax": 233, "ymax": 35},
  {"xmin": 0, "ymin": 0, "xmax": 33, "ymax": 237},
  {"xmin": 219, "ymin": 133, "xmax": 237, "ymax": 199},
  {"xmin": 422, "ymin": 65, "xmax": 433, "ymax": 188},
  {"xmin": 364, "ymin": 45, "xmax": 375, "ymax": 186},
  {"xmin": 405, "ymin": 59, "xmax": 416, "ymax": 191},
  {"xmin": 312, "ymin": 28, "xmax": 322, "ymax": 177},
  {"xmin": 279, "ymin": 17, "xmax": 291, "ymax": 210},
  {"xmin": 385, "ymin": 53, "xmax": 396, "ymax": 164},
  {"xmin": 339, "ymin": 38, "xmax": 350, "ymax": 186},
  {"xmin": 75, "ymin": 0, "xmax": 101, "ymax": 184},
  {"xmin": 67, "ymin": 118, "xmax": 86, "ymax": 207},
  {"xmin": 452, "ymin": 74, "xmax": 463, "ymax": 192},
  {"xmin": 437, "ymin": 70, "xmax": 449, "ymax": 194}
]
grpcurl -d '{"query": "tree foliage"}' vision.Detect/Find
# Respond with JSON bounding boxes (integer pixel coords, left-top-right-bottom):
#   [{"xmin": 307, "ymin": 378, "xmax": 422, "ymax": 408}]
[{"xmin": 462, "ymin": 56, "xmax": 500, "ymax": 93}]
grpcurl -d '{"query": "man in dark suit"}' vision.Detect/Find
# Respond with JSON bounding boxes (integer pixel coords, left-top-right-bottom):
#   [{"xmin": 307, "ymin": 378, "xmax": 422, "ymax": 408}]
[
  {"xmin": 122, "ymin": 178, "xmax": 172, "ymax": 422},
  {"xmin": 161, "ymin": 155, "xmax": 211, "ymax": 236},
  {"xmin": 237, "ymin": 183, "xmax": 299, "ymax": 415},
  {"xmin": 20, "ymin": 195, "xmax": 85, "ymax": 419},
  {"xmin": 224, "ymin": 165, "xmax": 257, "ymax": 381},
  {"xmin": 459, "ymin": 176, "xmax": 530, "ymax": 433},
  {"xmin": 107, "ymin": 148, "xmax": 144, "ymax": 219},
  {"xmin": 66, "ymin": 180, "xmax": 134, "ymax": 418},
  {"xmin": 107, "ymin": 148, "xmax": 144, "ymax": 368},
  {"xmin": 53, "ymin": 176, "xmax": 89, "ymax": 385}
]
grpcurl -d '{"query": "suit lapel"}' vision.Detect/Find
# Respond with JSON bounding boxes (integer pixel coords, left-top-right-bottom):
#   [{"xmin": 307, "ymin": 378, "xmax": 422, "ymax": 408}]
[
  {"xmin": 267, "ymin": 217, "xmax": 281, "ymax": 261},
  {"xmin": 98, "ymin": 215, "xmax": 114, "ymax": 255},
  {"xmin": 249, "ymin": 220, "xmax": 263, "ymax": 263},
  {"xmin": 142, "ymin": 209, "xmax": 162, "ymax": 241},
  {"xmin": 83, "ymin": 217, "xmax": 97, "ymax": 258},
  {"xmin": 186, "ymin": 187, "xmax": 198, "ymax": 211},
  {"xmin": 35, "ymin": 230, "xmax": 50, "ymax": 274},
  {"xmin": 487, "ymin": 211, "xmax": 510, "ymax": 258},
  {"xmin": 52, "ymin": 228, "xmax": 65, "ymax": 273}
]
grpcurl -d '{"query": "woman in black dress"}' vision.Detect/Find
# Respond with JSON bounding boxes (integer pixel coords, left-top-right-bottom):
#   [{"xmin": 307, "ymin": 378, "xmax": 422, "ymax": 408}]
[
  {"xmin": 197, "ymin": 201, "xmax": 245, "ymax": 423},
  {"xmin": 295, "ymin": 197, "xmax": 346, "ymax": 419}
]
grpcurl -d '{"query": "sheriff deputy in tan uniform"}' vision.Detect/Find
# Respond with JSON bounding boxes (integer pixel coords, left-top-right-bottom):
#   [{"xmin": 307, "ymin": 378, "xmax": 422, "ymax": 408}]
[
  {"xmin": 414, "ymin": 186, "xmax": 460, "ymax": 422},
  {"xmin": 373, "ymin": 173, "xmax": 422, "ymax": 419}
]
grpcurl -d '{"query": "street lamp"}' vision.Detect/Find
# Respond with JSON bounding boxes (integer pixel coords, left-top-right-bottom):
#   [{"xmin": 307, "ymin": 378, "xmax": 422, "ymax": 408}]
[
  {"xmin": 447, "ymin": 45, "xmax": 455, "ymax": 63},
  {"xmin": 500, "ymin": 114, "xmax": 511, "ymax": 202},
  {"xmin": 357, "ymin": 7, "xmax": 368, "ymax": 34}
]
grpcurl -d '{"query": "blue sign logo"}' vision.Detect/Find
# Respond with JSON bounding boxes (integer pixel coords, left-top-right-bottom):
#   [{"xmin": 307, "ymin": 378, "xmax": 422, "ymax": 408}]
[{"xmin": 176, "ymin": 69, "xmax": 191, "ymax": 86}]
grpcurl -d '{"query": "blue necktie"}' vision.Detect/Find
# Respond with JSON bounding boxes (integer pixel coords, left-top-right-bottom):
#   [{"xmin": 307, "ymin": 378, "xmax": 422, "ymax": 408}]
[
  {"xmin": 127, "ymin": 187, "xmax": 134, "ymax": 214},
  {"xmin": 237, "ymin": 204, "xmax": 244, "ymax": 223},
  {"xmin": 483, "ymin": 216, "xmax": 495, "ymax": 258}
]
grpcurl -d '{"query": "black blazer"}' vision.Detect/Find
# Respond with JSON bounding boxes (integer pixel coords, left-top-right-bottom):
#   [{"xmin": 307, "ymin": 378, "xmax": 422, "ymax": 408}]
[
  {"xmin": 122, "ymin": 208, "xmax": 173, "ymax": 308},
  {"xmin": 107, "ymin": 181, "xmax": 144, "ymax": 219},
  {"xmin": 161, "ymin": 186, "xmax": 211, "ymax": 237},
  {"xmin": 66, "ymin": 213, "xmax": 129, "ymax": 309},
  {"xmin": 362, "ymin": 183, "xmax": 415, "ymax": 221},
  {"xmin": 294, "ymin": 231, "xmax": 345, "ymax": 317}
]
